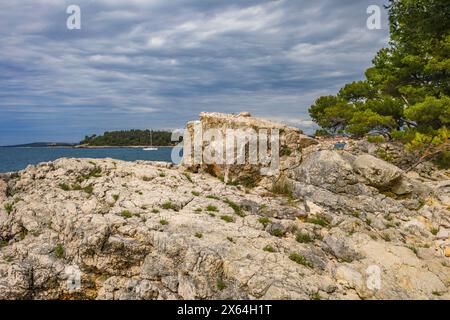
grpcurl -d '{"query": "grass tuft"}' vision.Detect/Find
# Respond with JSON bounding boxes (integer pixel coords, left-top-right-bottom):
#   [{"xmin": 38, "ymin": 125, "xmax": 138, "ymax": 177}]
[
  {"xmin": 183, "ymin": 172, "xmax": 193, "ymax": 183},
  {"xmin": 270, "ymin": 180, "xmax": 294, "ymax": 200},
  {"xmin": 82, "ymin": 184, "xmax": 94, "ymax": 195},
  {"xmin": 120, "ymin": 210, "xmax": 134, "ymax": 218},
  {"xmin": 4, "ymin": 203, "xmax": 13, "ymax": 214},
  {"xmin": 307, "ymin": 216, "xmax": 330, "ymax": 228},
  {"xmin": 162, "ymin": 201, "xmax": 174, "ymax": 210},
  {"xmin": 289, "ymin": 253, "xmax": 312, "ymax": 267},
  {"xmin": 206, "ymin": 205, "xmax": 218, "ymax": 212},
  {"xmin": 296, "ymin": 232, "xmax": 313, "ymax": 243},
  {"xmin": 221, "ymin": 215, "xmax": 234, "ymax": 223},
  {"xmin": 217, "ymin": 280, "xmax": 227, "ymax": 291},
  {"xmin": 55, "ymin": 244, "xmax": 65, "ymax": 259},
  {"xmin": 258, "ymin": 217, "xmax": 271, "ymax": 228},
  {"xmin": 270, "ymin": 228, "xmax": 284, "ymax": 237},
  {"xmin": 224, "ymin": 198, "xmax": 244, "ymax": 217}
]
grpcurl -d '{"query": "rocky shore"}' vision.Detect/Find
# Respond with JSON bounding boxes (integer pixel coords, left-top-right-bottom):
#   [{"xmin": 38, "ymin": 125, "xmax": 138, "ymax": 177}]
[{"xmin": 0, "ymin": 113, "xmax": 449, "ymax": 300}]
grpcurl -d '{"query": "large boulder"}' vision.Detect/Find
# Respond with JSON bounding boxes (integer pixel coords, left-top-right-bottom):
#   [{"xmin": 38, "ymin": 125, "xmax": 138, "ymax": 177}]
[
  {"xmin": 352, "ymin": 154, "xmax": 403, "ymax": 189},
  {"xmin": 182, "ymin": 112, "xmax": 317, "ymax": 185},
  {"xmin": 293, "ymin": 150, "xmax": 357, "ymax": 190}
]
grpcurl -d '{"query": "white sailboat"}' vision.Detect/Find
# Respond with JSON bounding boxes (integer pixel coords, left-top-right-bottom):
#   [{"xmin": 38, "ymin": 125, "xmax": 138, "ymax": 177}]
[{"xmin": 143, "ymin": 131, "xmax": 158, "ymax": 151}]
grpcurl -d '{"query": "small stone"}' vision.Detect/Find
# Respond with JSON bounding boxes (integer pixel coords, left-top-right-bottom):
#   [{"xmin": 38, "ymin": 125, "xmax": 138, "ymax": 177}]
[
  {"xmin": 436, "ymin": 228, "xmax": 449, "ymax": 240},
  {"xmin": 445, "ymin": 247, "xmax": 450, "ymax": 257}
]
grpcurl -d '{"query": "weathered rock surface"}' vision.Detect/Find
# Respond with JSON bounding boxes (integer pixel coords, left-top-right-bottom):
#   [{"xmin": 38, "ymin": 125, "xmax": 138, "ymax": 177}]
[
  {"xmin": 0, "ymin": 154, "xmax": 448, "ymax": 300},
  {"xmin": 182, "ymin": 112, "xmax": 317, "ymax": 185},
  {"xmin": 0, "ymin": 113, "xmax": 449, "ymax": 300}
]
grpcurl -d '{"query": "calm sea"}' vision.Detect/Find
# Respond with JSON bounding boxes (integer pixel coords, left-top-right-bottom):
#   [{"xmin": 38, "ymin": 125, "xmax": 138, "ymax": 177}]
[{"xmin": 0, "ymin": 147, "xmax": 179, "ymax": 173}]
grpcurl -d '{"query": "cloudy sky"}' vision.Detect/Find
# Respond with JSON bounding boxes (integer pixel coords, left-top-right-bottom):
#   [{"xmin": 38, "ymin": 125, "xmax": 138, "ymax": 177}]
[{"xmin": 0, "ymin": 0, "xmax": 389, "ymax": 145}]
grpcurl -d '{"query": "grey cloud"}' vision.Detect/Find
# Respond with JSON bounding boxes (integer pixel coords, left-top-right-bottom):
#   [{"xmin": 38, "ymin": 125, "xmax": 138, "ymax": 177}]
[{"xmin": 0, "ymin": 0, "xmax": 389, "ymax": 144}]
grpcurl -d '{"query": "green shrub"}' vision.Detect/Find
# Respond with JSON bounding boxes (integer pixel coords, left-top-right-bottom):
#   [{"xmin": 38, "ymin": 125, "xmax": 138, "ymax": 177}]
[
  {"xmin": 162, "ymin": 201, "xmax": 174, "ymax": 210},
  {"xmin": 270, "ymin": 181, "xmax": 294, "ymax": 200},
  {"xmin": 270, "ymin": 228, "xmax": 284, "ymax": 237},
  {"xmin": 55, "ymin": 244, "xmax": 65, "ymax": 259},
  {"xmin": 71, "ymin": 184, "xmax": 82, "ymax": 191},
  {"xmin": 142, "ymin": 176, "xmax": 152, "ymax": 182},
  {"xmin": 311, "ymin": 292, "xmax": 322, "ymax": 300},
  {"xmin": 112, "ymin": 194, "xmax": 119, "ymax": 201},
  {"xmin": 296, "ymin": 232, "xmax": 312, "ymax": 243},
  {"xmin": 191, "ymin": 191, "xmax": 200, "ymax": 196},
  {"xmin": 240, "ymin": 176, "xmax": 257, "ymax": 189},
  {"xmin": 431, "ymin": 228, "xmax": 439, "ymax": 236},
  {"xmin": 217, "ymin": 280, "xmax": 227, "ymax": 291},
  {"xmin": 289, "ymin": 253, "xmax": 312, "ymax": 267},
  {"xmin": 206, "ymin": 195, "xmax": 220, "ymax": 200},
  {"xmin": 221, "ymin": 215, "xmax": 234, "ymax": 223},
  {"xmin": 159, "ymin": 219, "xmax": 169, "ymax": 225},
  {"xmin": 226, "ymin": 180, "xmax": 239, "ymax": 186},
  {"xmin": 87, "ymin": 167, "xmax": 102, "ymax": 178},
  {"xmin": 120, "ymin": 210, "xmax": 134, "ymax": 218},
  {"xmin": 307, "ymin": 216, "xmax": 330, "ymax": 228},
  {"xmin": 367, "ymin": 135, "xmax": 386, "ymax": 144},
  {"xmin": 224, "ymin": 199, "xmax": 244, "ymax": 217},
  {"xmin": 4, "ymin": 203, "xmax": 13, "ymax": 214},
  {"xmin": 351, "ymin": 212, "xmax": 360, "ymax": 218},
  {"xmin": 159, "ymin": 172, "xmax": 166, "ymax": 177},
  {"xmin": 78, "ymin": 167, "xmax": 102, "ymax": 182},
  {"xmin": 263, "ymin": 245, "xmax": 275, "ymax": 253},
  {"xmin": 258, "ymin": 217, "xmax": 271, "ymax": 227},
  {"xmin": 83, "ymin": 184, "xmax": 94, "ymax": 195},
  {"xmin": 183, "ymin": 172, "xmax": 193, "ymax": 183},
  {"xmin": 206, "ymin": 205, "xmax": 218, "ymax": 212},
  {"xmin": 194, "ymin": 232, "xmax": 203, "ymax": 238},
  {"xmin": 151, "ymin": 208, "xmax": 160, "ymax": 213}
]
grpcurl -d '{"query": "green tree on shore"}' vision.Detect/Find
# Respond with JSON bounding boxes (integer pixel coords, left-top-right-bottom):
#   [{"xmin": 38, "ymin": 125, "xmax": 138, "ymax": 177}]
[
  {"xmin": 309, "ymin": 0, "xmax": 449, "ymax": 168},
  {"xmin": 80, "ymin": 130, "xmax": 176, "ymax": 146}
]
